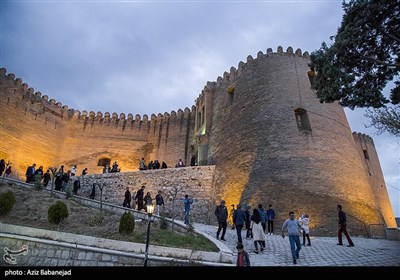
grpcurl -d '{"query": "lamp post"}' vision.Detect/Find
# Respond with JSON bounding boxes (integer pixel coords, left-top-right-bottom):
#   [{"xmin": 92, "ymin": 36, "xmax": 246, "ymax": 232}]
[{"xmin": 144, "ymin": 203, "xmax": 155, "ymax": 267}]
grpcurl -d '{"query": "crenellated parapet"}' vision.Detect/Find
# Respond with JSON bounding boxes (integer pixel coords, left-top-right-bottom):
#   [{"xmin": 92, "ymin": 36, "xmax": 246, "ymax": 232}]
[
  {"xmin": 203, "ymin": 46, "xmax": 309, "ymax": 92},
  {"xmin": 0, "ymin": 67, "xmax": 75, "ymax": 122},
  {"xmin": 194, "ymin": 46, "xmax": 309, "ymax": 108},
  {"xmin": 0, "ymin": 67, "xmax": 195, "ymax": 131},
  {"xmin": 352, "ymin": 131, "xmax": 374, "ymax": 144}
]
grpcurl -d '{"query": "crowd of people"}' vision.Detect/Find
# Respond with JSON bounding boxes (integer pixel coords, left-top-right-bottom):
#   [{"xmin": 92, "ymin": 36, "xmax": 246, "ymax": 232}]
[
  {"xmin": 222, "ymin": 202, "xmax": 355, "ymax": 266},
  {"xmin": 2, "ymin": 157, "xmax": 356, "ymax": 267}
]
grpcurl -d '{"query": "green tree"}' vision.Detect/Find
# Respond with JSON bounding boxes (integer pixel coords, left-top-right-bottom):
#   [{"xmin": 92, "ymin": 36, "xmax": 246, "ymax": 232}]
[
  {"xmin": 309, "ymin": 0, "xmax": 399, "ymax": 109},
  {"xmin": 48, "ymin": 201, "xmax": 69, "ymax": 229},
  {"xmin": 0, "ymin": 190, "xmax": 16, "ymax": 216},
  {"xmin": 119, "ymin": 212, "xmax": 135, "ymax": 234}
]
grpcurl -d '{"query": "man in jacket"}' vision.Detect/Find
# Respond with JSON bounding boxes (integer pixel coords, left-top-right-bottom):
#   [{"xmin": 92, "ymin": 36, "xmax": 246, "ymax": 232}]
[
  {"xmin": 233, "ymin": 204, "xmax": 246, "ymax": 244},
  {"xmin": 337, "ymin": 204, "xmax": 354, "ymax": 247},
  {"xmin": 215, "ymin": 200, "xmax": 228, "ymax": 241}
]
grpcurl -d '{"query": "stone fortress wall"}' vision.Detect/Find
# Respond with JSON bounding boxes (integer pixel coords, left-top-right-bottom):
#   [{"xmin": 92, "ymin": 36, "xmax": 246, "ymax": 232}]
[
  {"xmin": 194, "ymin": 46, "xmax": 396, "ymax": 232},
  {"xmin": 0, "ymin": 46, "xmax": 396, "ymax": 236},
  {"xmin": 0, "ymin": 67, "xmax": 195, "ymax": 176}
]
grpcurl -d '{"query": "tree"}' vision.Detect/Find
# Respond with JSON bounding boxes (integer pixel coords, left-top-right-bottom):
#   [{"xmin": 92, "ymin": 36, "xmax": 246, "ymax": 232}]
[
  {"xmin": 49, "ymin": 167, "xmax": 57, "ymax": 197},
  {"xmin": 168, "ymin": 186, "xmax": 181, "ymax": 233},
  {"xmin": 365, "ymin": 105, "xmax": 400, "ymax": 136},
  {"xmin": 309, "ymin": 0, "xmax": 400, "ymax": 109}
]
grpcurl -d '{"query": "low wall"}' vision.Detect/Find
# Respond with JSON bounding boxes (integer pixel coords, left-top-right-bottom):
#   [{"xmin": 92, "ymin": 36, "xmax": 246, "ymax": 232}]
[
  {"xmin": 78, "ymin": 166, "xmax": 216, "ymax": 224},
  {"xmin": 0, "ymin": 223, "xmax": 233, "ymax": 266}
]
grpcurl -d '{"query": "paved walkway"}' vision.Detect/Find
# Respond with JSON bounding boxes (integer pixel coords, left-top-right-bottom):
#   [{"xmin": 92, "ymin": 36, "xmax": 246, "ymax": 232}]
[{"xmin": 193, "ymin": 223, "xmax": 400, "ymax": 266}]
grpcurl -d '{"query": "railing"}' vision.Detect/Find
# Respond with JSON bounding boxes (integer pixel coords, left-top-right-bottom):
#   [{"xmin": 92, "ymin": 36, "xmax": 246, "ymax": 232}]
[
  {"xmin": 347, "ymin": 213, "xmax": 370, "ymax": 238},
  {"xmin": 368, "ymin": 224, "xmax": 386, "ymax": 239}
]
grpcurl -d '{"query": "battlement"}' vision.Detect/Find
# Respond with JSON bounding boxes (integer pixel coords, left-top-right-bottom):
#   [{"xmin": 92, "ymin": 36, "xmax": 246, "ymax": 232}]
[
  {"xmin": 352, "ymin": 131, "xmax": 374, "ymax": 144},
  {"xmin": 0, "ymin": 67, "xmax": 195, "ymax": 126},
  {"xmin": 196, "ymin": 46, "xmax": 310, "ymax": 103}
]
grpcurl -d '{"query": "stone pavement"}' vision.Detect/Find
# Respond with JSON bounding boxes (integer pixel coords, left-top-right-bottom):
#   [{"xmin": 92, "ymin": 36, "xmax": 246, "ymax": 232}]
[{"xmin": 193, "ymin": 223, "xmax": 400, "ymax": 266}]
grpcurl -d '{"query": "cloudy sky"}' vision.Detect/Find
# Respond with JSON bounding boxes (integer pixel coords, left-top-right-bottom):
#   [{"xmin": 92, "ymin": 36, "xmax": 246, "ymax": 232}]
[{"xmin": 1, "ymin": 0, "xmax": 398, "ymax": 217}]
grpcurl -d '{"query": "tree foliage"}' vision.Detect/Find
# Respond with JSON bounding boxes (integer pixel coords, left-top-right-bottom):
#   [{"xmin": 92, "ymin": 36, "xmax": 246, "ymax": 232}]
[
  {"xmin": 0, "ymin": 191, "xmax": 16, "ymax": 216},
  {"xmin": 48, "ymin": 201, "xmax": 69, "ymax": 225},
  {"xmin": 309, "ymin": 0, "xmax": 400, "ymax": 109},
  {"xmin": 119, "ymin": 212, "xmax": 135, "ymax": 234}
]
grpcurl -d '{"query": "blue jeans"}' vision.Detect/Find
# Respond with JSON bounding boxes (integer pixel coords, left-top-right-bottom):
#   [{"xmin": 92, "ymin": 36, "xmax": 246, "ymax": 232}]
[
  {"xmin": 235, "ymin": 224, "xmax": 244, "ymax": 243},
  {"xmin": 289, "ymin": 235, "xmax": 301, "ymax": 261},
  {"xmin": 184, "ymin": 210, "xmax": 190, "ymax": 225}
]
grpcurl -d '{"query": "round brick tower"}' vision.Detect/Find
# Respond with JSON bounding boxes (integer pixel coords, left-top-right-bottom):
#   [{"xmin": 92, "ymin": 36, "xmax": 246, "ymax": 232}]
[{"xmin": 199, "ymin": 46, "xmax": 396, "ymax": 235}]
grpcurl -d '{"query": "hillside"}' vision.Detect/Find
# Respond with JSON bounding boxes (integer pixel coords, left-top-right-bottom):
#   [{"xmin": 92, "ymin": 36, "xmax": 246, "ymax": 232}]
[{"xmin": 0, "ymin": 183, "xmax": 218, "ymax": 252}]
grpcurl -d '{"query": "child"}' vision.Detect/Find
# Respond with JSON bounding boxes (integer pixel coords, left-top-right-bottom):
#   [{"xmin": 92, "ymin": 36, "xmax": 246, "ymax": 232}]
[
  {"xmin": 299, "ymin": 214, "xmax": 311, "ymax": 246},
  {"xmin": 236, "ymin": 243, "xmax": 251, "ymax": 266}
]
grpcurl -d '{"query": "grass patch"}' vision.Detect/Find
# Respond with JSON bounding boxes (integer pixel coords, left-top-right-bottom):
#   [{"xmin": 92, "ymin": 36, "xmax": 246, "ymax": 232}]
[
  {"xmin": 0, "ymin": 183, "xmax": 219, "ymax": 252},
  {"xmin": 119, "ymin": 226, "xmax": 218, "ymax": 252},
  {"xmin": 150, "ymin": 228, "xmax": 218, "ymax": 252}
]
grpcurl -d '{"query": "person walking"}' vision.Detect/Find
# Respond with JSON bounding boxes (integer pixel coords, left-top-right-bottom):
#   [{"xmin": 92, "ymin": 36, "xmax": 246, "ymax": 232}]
[
  {"xmin": 258, "ymin": 204, "xmax": 267, "ymax": 233},
  {"xmin": 250, "ymin": 208, "xmax": 266, "ymax": 254},
  {"xmin": 73, "ymin": 178, "xmax": 81, "ymax": 195},
  {"xmin": 144, "ymin": 192, "xmax": 153, "ymax": 209},
  {"xmin": 337, "ymin": 204, "xmax": 355, "ymax": 247},
  {"xmin": 266, "ymin": 204, "xmax": 275, "ymax": 235},
  {"xmin": 183, "ymin": 195, "xmax": 193, "ymax": 225},
  {"xmin": 25, "ymin": 163, "xmax": 36, "ymax": 183},
  {"xmin": 136, "ymin": 186, "xmax": 145, "ymax": 211},
  {"xmin": 123, "ymin": 187, "xmax": 132, "ymax": 208},
  {"xmin": 89, "ymin": 183, "xmax": 96, "ymax": 199},
  {"xmin": 190, "ymin": 155, "xmax": 196, "ymax": 166},
  {"xmin": 0, "ymin": 159, "xmax": 5, "ymax": 176},
  {"xmin": 215, "ymin": 200, "xmax": 228, "ymax": 241},
  {"xmin": 233, "ymin": 204, "xmax": 246, "ymax": 244},
  {"xmin": 229, "ymin": 204, "xmax": 236, "ymax": 230},
  {"xmin": 244, "ymin": 205, "xmax": 253, "ymax": 239},
  {"xmin": 5, "ymin": 166, "xmax": 12, "ymax": 177},
  {"xmin": 236, "ymin": 243, "xmax": 251, "ymax": 267},
  {"xmin": 155, "ymin": 191, "xmax": 165, "ymax": 216},
  {"xmin": 299, "ymin": 214, "xmax": 311, "ymax": 246},
  {"xmin": 281, "ymin": 212, "xmax": 302, "ymax": 264},
  {"xmin": 43, "ymin": 170, "xmax": 51, "ymax": 187}
]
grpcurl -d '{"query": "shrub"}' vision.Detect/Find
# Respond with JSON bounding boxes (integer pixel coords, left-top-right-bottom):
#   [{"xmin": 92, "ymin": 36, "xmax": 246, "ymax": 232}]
[
  {"xmin": 48, "ymin": 201, "xmax": 69, "ymax": 224},
  {"xmin": 119, "ymin": 212, "xmax": 135, "ymax": 234},
  {"xmin": 0, "ymin": 191, "xmax": 16, "ymax": 215}
]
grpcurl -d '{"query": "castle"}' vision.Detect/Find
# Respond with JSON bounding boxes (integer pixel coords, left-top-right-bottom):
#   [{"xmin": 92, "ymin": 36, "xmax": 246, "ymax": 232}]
[{"xmin": 0, "ymin": 46, "xmax": 396, "ymax": 234}]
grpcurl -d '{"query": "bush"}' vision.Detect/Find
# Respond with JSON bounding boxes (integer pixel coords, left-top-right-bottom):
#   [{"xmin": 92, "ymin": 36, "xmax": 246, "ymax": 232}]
[
  {"xmin": 48, "ymin": 201, "xmax": 69, "ymax": 224},
  {"xmin": 119, "ymin": 212, "xmax": 135, "ymax": 234},
  {"xmin": 0, "ymin": 191, "xmax": 16, "ymax": 216}
]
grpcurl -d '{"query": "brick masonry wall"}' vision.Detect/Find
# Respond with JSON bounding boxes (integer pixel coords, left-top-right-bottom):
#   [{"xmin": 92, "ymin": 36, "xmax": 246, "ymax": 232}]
[
  {"xmin": 0, "ymin": 46, "xmax": 395, "ymax": 237},
  {"xmin": 352, "ymin": 133, "xmax": 397, "ymax": 228},
  {"xmin": 79, "ymin": 166, "xmax": 216, "ymax": 224},
  {"xmin": 0, "ymin": 68, "xmax": 195, "ymax": 178},
  {"xmin": 203, "ymin": 48, "xmax": 396, "ymax": 235}
]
